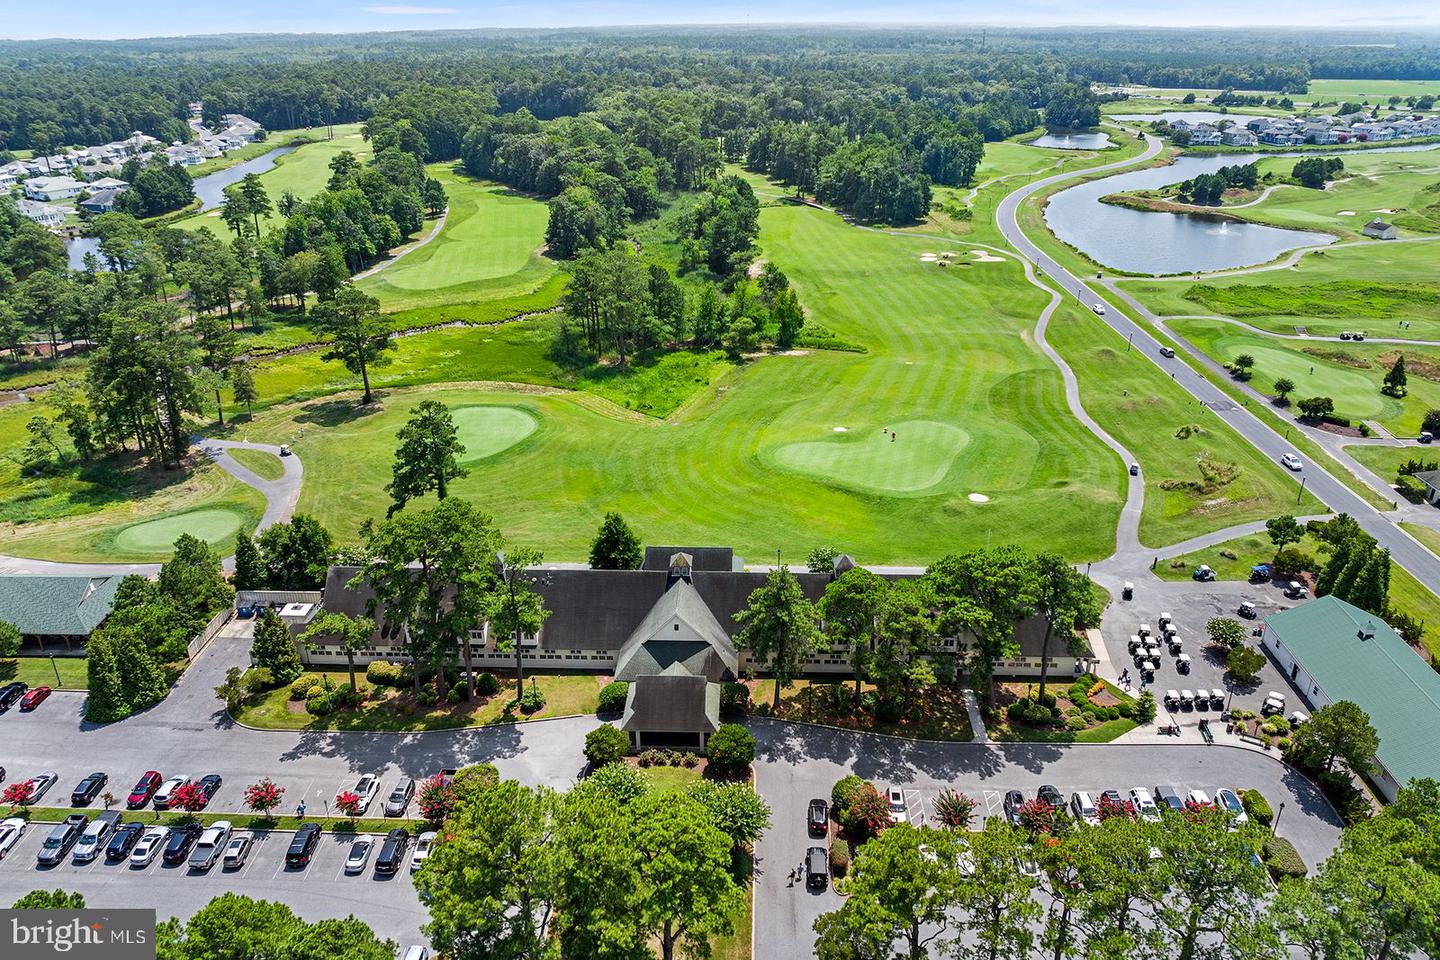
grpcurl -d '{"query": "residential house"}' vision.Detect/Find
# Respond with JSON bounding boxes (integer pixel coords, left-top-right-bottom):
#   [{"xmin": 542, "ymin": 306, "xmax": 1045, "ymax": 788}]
[
  {"xmin": 24, "ymin": 176, "xmax": 85, "ymax": 201},
  {"xmin": 79, "ymin": 189, "xmax": 122, "ymax": 214},
  {"xmin": 16, "ymin": 199, "xmax": 65, "ymax": 228},
  {"xmin": 84, "ymin": 176, "xmax": 128, "ymax": 193},
  {"xmin": 1222, "ymin": 128, "xmax": 1258, "ymax": 147},
  {"xmin": 1262, "ymin": 595, "xmax": 1440, "ymax": 801},
  {"xmin": 0, "ymin": 574, "xmax": 124, "ymax": 650},
  {"xmin": 1363, "ymin": 219, "xmax": 1398, "ymax": 240},
  {"xmin": 1188, "ymin": 123, "xmax": 1222, "ymax": 146}
]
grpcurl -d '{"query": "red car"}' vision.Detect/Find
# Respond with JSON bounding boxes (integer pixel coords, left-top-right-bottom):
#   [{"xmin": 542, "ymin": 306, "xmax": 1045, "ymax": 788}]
[
  {"xmin": 17, "ymin": 687, "xmax": 51, "ymax": 711},
  {"xmin": 127, "ymin": 771, "xmax": 163, "ymax": 809}
]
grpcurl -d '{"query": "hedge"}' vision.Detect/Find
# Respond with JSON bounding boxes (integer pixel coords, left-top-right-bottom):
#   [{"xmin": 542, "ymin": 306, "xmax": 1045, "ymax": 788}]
[
  {"xmin": 1398, "ymin": 474, "xmax": 1428, "ymax": 503},
  {"xmin": 829, "ymin": 838, "xmax": 850, "ymax": 877},
  {"xmin": 365, "ymin": 660, "xmax": 406, "ymax": 687},
  {"xmin": 1240, "ymin": 788, "xmax": 1273, "ymax": 826},
  {"xmin": 1263, "ymin": 835, "xmax": 1307, "ymax": 880}
]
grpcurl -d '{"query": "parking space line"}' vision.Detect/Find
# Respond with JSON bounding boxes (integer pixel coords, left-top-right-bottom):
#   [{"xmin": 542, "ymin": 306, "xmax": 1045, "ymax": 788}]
[
  {"xmin": 903, "ymin": 789, "xmax": 925, "ymax": 827},
  {"xmin": 982, "ymin": 789, "xmax": 1004, "ymax": 817}
]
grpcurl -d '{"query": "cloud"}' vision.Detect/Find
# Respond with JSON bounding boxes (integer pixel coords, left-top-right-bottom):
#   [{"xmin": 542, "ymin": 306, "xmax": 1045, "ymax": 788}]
[{"xmin": 364, "ymin": 5, "xmax": 459, "ymax": 13}]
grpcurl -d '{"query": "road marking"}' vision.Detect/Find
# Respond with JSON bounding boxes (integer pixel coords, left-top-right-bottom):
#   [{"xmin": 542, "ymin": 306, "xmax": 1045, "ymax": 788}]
[
  {"xmin": 983, "ymin": 789, "xmax": 1004, "ymax": 817},
  {"xmin": 904, "ymin": 789, "xmax": 925, "ymax": 827}
]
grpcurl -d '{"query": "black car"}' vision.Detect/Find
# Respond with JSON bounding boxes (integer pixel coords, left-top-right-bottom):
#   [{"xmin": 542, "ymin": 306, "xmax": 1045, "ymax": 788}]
[
  {"xmin": 807, "ymin": 798, "xmax": 829, "ymax": 837},
  {"xmin": 375, "ymin": 828, "xmax": 410, "ymax": 875},
  {"xmin": 1002, "ymin": 789, "xmax": 1026, "ymax": 827},
  {"xmin": 106, "ymin": 822, "xmax": 145, "ymax": 862},
  {"xmin": 1153, "ymin": 784, "xmax": 1185, "ymax": 814},
  {"xmin": 0, "ymin": 682, "xmax": 27, "ymax": 712},
  {"xmin": 806, "ymin": 846, "xmax": 830, "ymax": 889},
  {"xmin": 71, "ymin": 772, "xmax": 108, "ymax": 806},
  {"xmin": 161, "ymin": 823, "xmax": 203, "ymax": 865},
  {"xmin": 197, "ymin": 775, "xmax": 223, "ymax": 805},
  {"xmin": 1037, "ymin": 784, "xmax": 1064, "ymax": 809},
  {"xmin": 286, "ymin": 823, "xmax": 322, "ymax": 868}
]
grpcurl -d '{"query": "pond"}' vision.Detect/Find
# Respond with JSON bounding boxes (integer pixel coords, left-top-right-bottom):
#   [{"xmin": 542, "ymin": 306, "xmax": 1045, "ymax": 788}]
[
  {"xmin": 1043, "ymin": 142, "xmax": 1440, "ymax": 275},
  {"xmin": 1029, "ymin": 130, "xmax": 1113, "ymax": 150}
]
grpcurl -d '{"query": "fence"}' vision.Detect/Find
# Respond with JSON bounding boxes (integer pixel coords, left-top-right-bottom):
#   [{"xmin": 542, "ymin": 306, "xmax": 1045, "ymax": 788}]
[
  {"xmin": 187, "ymin": 606, "xmax": 234, "ymax": 660},
  {"xmin": 236, "ymin": 590, "xmax": 323, "ymax": 607}
]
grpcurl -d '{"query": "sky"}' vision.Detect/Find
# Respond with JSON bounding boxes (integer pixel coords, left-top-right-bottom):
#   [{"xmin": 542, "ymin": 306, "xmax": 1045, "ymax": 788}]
[{"xmin": 2, "ymin": 1, "xmax": 1438, "ymax": 40}]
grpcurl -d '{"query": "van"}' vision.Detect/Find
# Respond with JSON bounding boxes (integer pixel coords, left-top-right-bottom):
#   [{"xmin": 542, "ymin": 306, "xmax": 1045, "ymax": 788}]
[{"xmin": 1070, "ymin": 791, "xmax": 1100, "ymax": 826}]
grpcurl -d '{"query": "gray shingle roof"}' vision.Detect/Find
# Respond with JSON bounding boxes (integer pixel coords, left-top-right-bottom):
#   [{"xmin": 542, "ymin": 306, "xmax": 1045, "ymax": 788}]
[
  {"xmin": 613, "ymin": 578, "xmax": 738, "ymax": 682},
  {"xmin": 620, "ymin": 675, "xmax": 720, "ymax": 734},
  {"xmin": 643, "ymin": 546, "xmax": 741, "ymax": 572},
  {"xmin": 0, "ymin": 575, "xmax": 123, "ymax": 637},
  {"xmin": 1266, "ymin": 594, "xmax": 1440, "ymax": 789}
]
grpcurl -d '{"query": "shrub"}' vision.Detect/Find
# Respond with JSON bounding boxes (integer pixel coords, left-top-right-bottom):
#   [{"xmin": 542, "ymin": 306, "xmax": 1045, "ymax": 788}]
[
  {"xmin": 839, "ymin": 784, "xmax": 893, "ymax": 840},
  {"xmin": 1066, "ymin": 716, "xmax": 1089, "ymax": 731},
  {"xmin": 518, "ymin": 686, "xmax": 546, "ymax": 714},
  {"xmin": 417, "ymin": 690, "xmax": 437, "ymax": 708},
  {"xmin": 932, "ymin": 788, "xmax": 976, "ymax": 830},
  {"xmin": 417, "ymin": 774, "xmax": 456, "ymax": 824},
  {"xmin": 446, "ymin": 686, "xmax": 464, "ymax": 704},
  {"xmin": 1135, "ymin": 690, "xmax": 1158, "ymax": 724},
  {"xmin": 1007, "ymin": 699, "xmax": 1032, "ymax": 722},
  {"xmin": 584, "ymin": 724, "xmax": 632, "ymax": 768},
  {"xmin": 1116, "ymin": 700, "xmax": 1136, "ymax": 719},
  {"xmin": 1398, "ymin": 474, "xmax": 1428, "ymax": 503},
  {"xmin": 1272, "ymin": 547, "xmax": 1314, "ymax": 576},
  {"xmin": 1023, "ymin": 702, "xmax": 1052, "ymax": 726},
  {"xmin": 597, "ymin": 681, "xmax": 629, "ymax": 715},
  {"xmin": 707, "ymin": 724, "xmax": 757, "ymax": 769},
  {"xmin": 720, "ymin": 681, "xmax": 751, "ymax": 716},
  {"xmin": 1263, "ymin": 835, "xmax": 1307, "ymax": 879},
  {"xmin": 244, "ymin": 667, "xmax": 276, "ymax": 691},
  {"xmin": 1240, "ymin": 789, "xmax": 1273, "ymax": 826},
  {"xmin": 474, "ymin": 672, "xmax": 500, "ymax": 696},
  {"xmin": 829, "ymin": 838, "xmax": 851, "ymax": 877},
  {"xmin": 306, "ymin": 694, "xmax": 334, "ymax": 715},
  {"xmin": 586, "ymin": 762, "xmax": 649, "ymax": 803},
  {"xmin": 289, "ymin": 675, "xmax": 319, "ymax": 700},
  {"xmin": 365, "ymin": 660, "xmax": 406, "ymax": 687},
  {"xmin": 832, "ymin": 774, "xmax": 868, "ymax": 814}
]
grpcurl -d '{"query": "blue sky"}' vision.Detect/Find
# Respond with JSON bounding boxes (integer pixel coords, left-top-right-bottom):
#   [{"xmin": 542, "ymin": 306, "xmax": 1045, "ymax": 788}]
[{"xmin": 3, "ymin": 1, "xmax": 1438, "ymax": 40}]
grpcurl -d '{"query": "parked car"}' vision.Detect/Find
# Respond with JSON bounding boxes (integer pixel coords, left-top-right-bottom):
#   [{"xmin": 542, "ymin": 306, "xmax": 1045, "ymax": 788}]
[
  {"xmin": 1129, "ymin": 788, "xmax": 1161, "ymax": 822},
  {"xmin": 807, "ymin": 798, "xmax": 829, "ymax": 837},
  {"xmin": 0, "ymin": 682, "xmax": 27, "ymax": 712},
  {"xmin": 806, "ymin": 846, "xmax": 830, "ymax": 889},
  {"xmin": 37, "ymin": 815, "xmax": 89, "ymax": 866},
  {"xmin": 70, "ymin": 772, "xmax": 108, "ymax": 806},
  {"xmin": 162, "ymin": 822, "xmax": 203, "ymax": 865},
  {"xmin": 130, "ymin": 826, "xmax": 170, "ymax": 867},
  {"xmin": 26, "ymin": 771, "xmax": 58, "ymax": 804},
  {"xmin": 127, "ymin": 771, "xmax": 163, "ymax": 809},
  {"xmin": 1159, "ymin": 346, "xmax": 1176, "ymax": 358},
  {"xmin": 375, "ymin": 828, "xmax": 410, "ymax": 874},
  {"xmin": 0, "ymin": 817, "xmax": 26, "ymax": 860},
  {"xmin": 1153, "ymin": 784, "xmax": 1184, "ymax": 814},
  {"xmin": 1003, "ymin": 790, "xmax": 1026, "ymax": 827},
  {"xmin": 105, "ymin": 822, "xmax": 145, "ymax": 862},
  {"xmin": 188, "ymin": 822, "xmax": 232, "ymax": 871},
  {"xmin": 400, "ymin": 948, "xmax": 429, "ymax": 960},
  {"xmin": 18, "ymin": 686, "xmax": 52, "ymax": 711},
  {"xmin": 1100, "ymin": 789, "xmax": 1128, "ymax": 815},
  {"xmin": 222, "ymin": 834, "xmax": 253, "ymax": 870},
  {"xmin": 887, "ymin": 788, "xmax": 908, "ymax": 823},
  {"xmin": 1037, "ymin": 785, "xmax": 1064, "ymax": 808},
  {"xmin": 1070, "ymin": 791, "xmax": 1100, "ymax": 827},
  {"xmin": 1185, "ymin": 789, "xmax": 1214, "ymax": 809},
  {"xmin": 286, "ymin": 823, "xmax": 322, "ymax": 868},
  {"xmin": 1215, "ymin": 789, "xmax": 1249, "ymax": 824},
  {"xmin": 153, "ymin": 775, "xmax": 191, "ymax": 810},
  {"xmin": 1280, "ymin": 454, "xmax": 1303, "ymax": 472},
  {"xmin": 384, "ymin": 777, "xmax": 416, "ymax": 817},
  {"xmin": 351, "ymin": 774, "xmax": 381, "ymax": 814},
  {"xmin": 345, "ymin": 837, "xmax": 374, "ymax": 874},
  {"xmin": 411, "ymin": 831, "xmax": 437, "ymax": 873},
  {"xmin": 197, "ymin": 775, "xmax": 223, "ymax": 805},
  {"xmin": 72, "ymin": 811, "xmax": 121, "ymax": 862}
]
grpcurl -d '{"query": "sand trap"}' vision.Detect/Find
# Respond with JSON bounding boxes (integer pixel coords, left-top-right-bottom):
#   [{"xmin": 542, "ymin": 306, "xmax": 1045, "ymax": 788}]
[
  {"xmin": 832, "ymin": 426, "xmax": 848, "ymax": 433},
  {"xmin": 919, "ymin": 254, "xmax": 938, "ymax": 262},
  {"xmin": 968, "ymin": 493, "xmax": 991, "ymax": 503},
  {"xmin": 970, "ymin": 250, "xmax": 1005, "ymax": 263},
  {"xmin": 1373, "ymin": 208, "xmax": 1397, "ymax": 214},
  {"xmin": 1336, "ymin": 210, "xmax": 1356, "ymax": 216},
  {"xmin": 206, "ymin": 210, "xmax": 221, "ymax": 217},
  {"xmin": 346, "ymin": 133, "xmax": 363, "ymax": 139}
]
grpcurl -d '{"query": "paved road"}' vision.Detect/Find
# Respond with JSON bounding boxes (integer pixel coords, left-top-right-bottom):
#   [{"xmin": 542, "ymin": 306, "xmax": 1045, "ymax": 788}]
[
  {"xmin": 751, "ymin": 719, "xmax": 1344, "ymax": 960},
  {"xmin": 995, "ymin": 134, "xmax": 1440, "ymax": 594}
]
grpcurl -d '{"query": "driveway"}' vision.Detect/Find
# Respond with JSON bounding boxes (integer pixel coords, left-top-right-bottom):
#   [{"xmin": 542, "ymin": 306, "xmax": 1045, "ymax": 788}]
[{"xmin": 750, "ymin": 718, "xmax": 1343, "ymax": 960}]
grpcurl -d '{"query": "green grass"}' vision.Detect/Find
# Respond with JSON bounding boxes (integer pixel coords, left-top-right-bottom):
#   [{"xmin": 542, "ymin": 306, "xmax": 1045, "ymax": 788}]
[
  {"xmin": 639, "ymin": 765, "xmax": 704, "ymax": 792},
  {"xmin": 991, "ymin": 716, "xmax": 1139, "ymax": 743},
  {"xmin": 357, "ymin": 166, "xmax": 558, "ymax": 311},
  {"xmin": 235, "ymin": 671, "xmax": 601, "ymax": 731},
  {"xmin": 0, "ymin": 656, "xmax": 87, "ymax": 690},
  {"xmin": 451, "ymin": 405, "xmax": 539, "ymax": 461},
  {"xmin": 0, "ymin": 353, "xmax": 88, "ymax": 392},
  {"xmin": 228, "ymin": 448, "xmax": 285, "ymax": 481},
  {"xmin": 1344, "ymin": 443, "xmax": 1428, "ymax": 486},
  {"xmin": 1307, "ymin": 79, "xmax": 1440, "ymax": 102},
  {"xmin": 112, "ymin": 506, "xmax": 249, "ymax": 553},
  {"xmin": 1399, "ymin": 522, "xmax": 1440, "ymax": 559},
  {"xmin": 18, "ymin": 807, "xmax": 417, "ymax": 835},
  {"xmin": 180, "ymin": 127, "xmax": 327, "ymax": 180},
  {"xmin": 241, "ymin": 190, "xmax": 1133, "ymax": 563}
]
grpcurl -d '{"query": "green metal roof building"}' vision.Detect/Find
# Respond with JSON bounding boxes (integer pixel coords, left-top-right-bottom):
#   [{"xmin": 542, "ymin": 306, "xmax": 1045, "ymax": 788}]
[
  {"xmin": 0, "ymin": 575, "xmax": 124, "ymax": 649},
  {"xmin": 1262, "ymin": 594, "xmax": 1440, "ymax": 801}
]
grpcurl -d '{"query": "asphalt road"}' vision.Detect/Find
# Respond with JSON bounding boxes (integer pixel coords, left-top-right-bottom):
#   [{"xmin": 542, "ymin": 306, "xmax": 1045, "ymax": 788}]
[{"xmin": 993, "ymin": 134, "xmax": 1440, "ymax": 595}]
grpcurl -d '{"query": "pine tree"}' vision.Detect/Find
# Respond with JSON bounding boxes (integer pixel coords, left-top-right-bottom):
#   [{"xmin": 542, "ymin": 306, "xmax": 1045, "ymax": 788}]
[
  {"xmin": 233, "ymin": 532, "xmax": 265, "ymax": 591},
  {"xmin": 588, "ymin": 512, "xmax": 642, "ymax": 570},
  {"xmin": 251, "ymin": 607, "xmax": 303, "ymax": 685},
  {"xmin": 1332, "ymin": 542, "xmax": 1373, "ymax": 603},
  {"xmin": 83, "ymin": 632, "xmax": 129, "ymax": 722},
  {"xmin": 1384, "ymin": 355, "xmax": 1407, "ymax": 397},
  {"xmin": 1350, "ymin": 549, "xmax": 1391, "ymax": 614},
  {"xmin": 1315, "ymin": 538, "xmax": 1351, "ymax": 596},
  {"xmin": 113, "ymin": 631, "xmax": 168, "ymax": 712}
]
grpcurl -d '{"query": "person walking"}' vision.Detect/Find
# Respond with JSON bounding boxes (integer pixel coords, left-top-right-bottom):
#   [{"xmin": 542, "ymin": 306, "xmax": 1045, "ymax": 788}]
[{"xmin": 297, "ymin": 800, "xmax": 306, "ymax": 818}]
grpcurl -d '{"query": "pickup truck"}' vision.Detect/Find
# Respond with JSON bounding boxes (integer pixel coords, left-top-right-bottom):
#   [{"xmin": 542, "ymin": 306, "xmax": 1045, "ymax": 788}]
[{"xmin": 37, "ymin": 815, "xmax": 90, "ymax": 866}]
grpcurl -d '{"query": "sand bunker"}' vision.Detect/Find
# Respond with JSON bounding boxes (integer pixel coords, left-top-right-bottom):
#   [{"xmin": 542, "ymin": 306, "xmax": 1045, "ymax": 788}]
[
  {"xmin": 968, "ymin": 493, "xmax": 991, "ymax": 503},
  {"xmin": 919, "ymin": 253, "xmax": 938, "ymax": 262},
  {"xmin": 832, "ymin": 426, "xmax": 848, "ymax": 433},
  {"xmin": 1336, "ymin": 210, "xmax": 1356, "ymax": 216},
  {"xmin": 970, "ymin": 250, "xmax": 1005, "ymax": 263},
  {"xmin": 1373, "ymin": 208, "xmax": 1397, "ymax": 214}
]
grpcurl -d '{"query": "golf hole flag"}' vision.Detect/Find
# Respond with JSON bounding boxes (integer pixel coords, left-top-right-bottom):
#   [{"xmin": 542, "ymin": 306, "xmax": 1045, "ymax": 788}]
[{"xmin": 3, "ymin": 909, "xmax": 155, "ymax": 960}]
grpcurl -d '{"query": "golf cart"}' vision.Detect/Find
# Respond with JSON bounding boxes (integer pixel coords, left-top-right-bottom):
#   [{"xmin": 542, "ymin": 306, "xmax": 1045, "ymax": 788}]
[
  {"xmin": 1193, "ymin": 564, "xmax": 1216, "ymax": 582},
  {"xmin": 1168, "ymin": 635, "xmax": 1184, "ymax": 656},
  {"xmin": 1122, "ymin": 582, "xmax": 1134, "ymax": 600},
  {"xmin": 1261, "ymin": 692, "xmax": 1287, "ymax": 716},
  {"xmin": 1289, "ymin": 711, "xmax": 1310, "ymax": 728},
  {"xmin": 1248, "ymin": 564, "xmax": 1270, "ymax": 584},
  {"xmin": 1284, "ymin": 581, "xmax": 1308, "ymax": 599},
  {"xmin": 1421, "ymin": 431, "xmax": 1433, "ymax": 444},
  {"xmin": 1158, "ymin": 612, "xmax": 1173, "ymax": 630},
  {"xmin": 1138, "ymin": 623, "xmax": 1151, "ymax": 638},
  {"xmin": 1128, "ymin": 636, "xmax": 1143, "ymax": 655},
  {"xmin": 1238, "ymin": 601, "xmax": 1257, "ymax": 620},
  {"xmin": 1176, "ymin": 653, "xmax": 1192, "ymax": 673},
  {"xmin": 1163, "ymin": 690, "xmax": 1181, "ymax": 710}
]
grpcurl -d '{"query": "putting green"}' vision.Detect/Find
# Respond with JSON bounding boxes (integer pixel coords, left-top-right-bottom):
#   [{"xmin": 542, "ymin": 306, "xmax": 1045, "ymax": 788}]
[
  {"xmin": 771, "ymin": 420, "xmax": 971, "ymax": 495},
  {"xmin": 112, "ymin": 508, "xmax": 248, "ymax": 554},
  {"xmin": 452, "ymin": 405, "xmax": 539, "ymax": 462}
]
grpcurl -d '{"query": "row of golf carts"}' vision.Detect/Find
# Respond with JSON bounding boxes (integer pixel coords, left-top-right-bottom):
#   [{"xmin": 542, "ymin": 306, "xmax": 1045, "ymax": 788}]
[{"xmin": 1129, "ymin": 612, "xmax": 1187, "ymax": 677}]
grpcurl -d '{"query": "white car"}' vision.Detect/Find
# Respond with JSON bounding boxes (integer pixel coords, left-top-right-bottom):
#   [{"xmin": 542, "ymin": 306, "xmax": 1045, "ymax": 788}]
[
  {"xmin": 1128, "ymin": 788, "xmax": 1162, "ymax": 823},
  {"xmin": 0, "ymin": 817, "xmax": 26, "ymax": 859},
  {"xmin": 1186, "ymin": 789, "xmax": 1213, "ymax": 808},
  {"xmin": 130, "ymin": 826, "xmax": 170, "ymax": 867},
  {"xmin": 352, "ymin": 775, "xmax": 381, "ymax": 815},
  {"xmin": 1280, "ymin": 454, "xmax": 1303, "ymax": 471},
  {"xmin": 153, "ymin": 775, "xmax": 191, "ymax": 810},
  {"xmin": 886, "ymin": 788, "xmax": 908, "ymax": 823},
  {"xmin": 1159, "ymin": 346, "xmax": 1176, "ymax": 358},
  {"xmin": 1070, "ymin": 791, "xmax": 1101, "ymax": 827},
  {"xmin": 222, "ymin": 835, "xmax": 252, "ymax": 870},
  {"xmin": 1216, "ymin": 789, "xmax": 1249, "ymax": 824},
  {"xmin": 345, "ymin": 837, "xmax": 374, "ymax": 874},
  {"xmin": 410, "ymin": 831, "xmax": 437, "ymax": 873},
  {"xmin": 26, "ymin": 771, "xmax": 59, "ymax": 804},
  {"xmin": 1093, "ymin": 303, "xmax": 1107, "ymax": 315},
  {"xmin": 189, "ymin": 822, "xmax": 232, "ymax": 871}
]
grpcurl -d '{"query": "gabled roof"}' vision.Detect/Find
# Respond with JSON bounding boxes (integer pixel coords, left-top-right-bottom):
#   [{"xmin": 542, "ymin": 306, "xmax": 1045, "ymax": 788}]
[
  {"xmin": 643, "ymin": 546, "xmax": 741, "ymax": 572},
  {"xmin": 620, "ymin": 675, "xmax": 720, "ymax": 734},
  {"xmin": 613, "ymin": 578, "xmax": 738, "ymax": 682},
  {"xmin": 1266, "ymin": 595, "xmax": 1440, "ymax": 789},
  {"xmin": 0, "ymin": 575, "xmax": 123, "ymax": 637}
]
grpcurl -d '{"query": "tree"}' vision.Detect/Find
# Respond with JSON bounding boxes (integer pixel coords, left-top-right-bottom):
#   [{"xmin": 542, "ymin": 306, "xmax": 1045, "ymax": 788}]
[
  {"xmin": 686, "ymin": 781, "xmax": 771, "ymax": 853},
  {"xmin": 1031, "ymin": 553, "xmax": 1101, "ymax": 703},
  {"xmin": 169, "ymin": 781, "xmax": 209, "ymax": 813},
  {"xmin": 1226, "ymin": 645, "xmax": 1266, "ymax": 684},
  {"xmin": 772, "ymin": 287, "xmax": 805, "ymax": 349},
  {"xmin": 1297, "ymin": 396, "xmax": 1335, "ymax": 421},
  {"xmin": 310, "ymin": 285, "xmax": 395, "ymax": 404},
  {"xmin": 1265, "ymin": 515, "xmax": 1305, "ymax": 564},
  {"xmin": 232, "ymin": 532, "xmax": 264, "ymax": 592},
  {"xmin": 13, "ymin": 889, "xmax": 85, "ymax": 909},
  {"xmin": 418, "ymin": 774, "xmax": 457, "ymax": 824},
  {"xmin": 585, "ymin": 724, "xmax": 631, "ymax": 769},
  {"xmin": 257, "ymin": 514, "xmax": 334, "ymax": 591},
  {"xmin": 1424, "ymin": 409, "xmax": 1440, "ymax": 436},
  {"xmin": 588, "ymin": 512, "xmax": 642, "ymax": 570},
  {"xmin": 250, "ymin": 607, "xmax": 304, "ymax": 686},
  {"xmin": 231, "ymin": 363, "xmax": 259, "ymax": 418},
  {"xmin": 386, "ymin": 400, "xmax": 468, "ymax": 516},
  {"xmin": 334, "ymin": 790, "xmax": 362, "ymax": 819},
  {"xmin": 1383, "ymin": 355, "xmax": 1408, "ymax": 397},
  {"xmin": 1273, "ymin": 377, "xmax": 1296, "ymax": 403},
  {"xmin": 1231, "ymin": 353, "xmax": 1256, "ymax": 379},
  {"xmin": 0, "ymin": 619, "xmax": 20, "ymax": 658},
  {"xmin": 705, "ymin": 724, "xmax": 756, "ymax": 771},
  {"xmin": 956, "ymin": 824, "xmax": 1043, "ymax": 960},
  {"xmin": 1206, "ymin": 617, "xmax": 1247, "ymax": 650},
  {"xmin": 932, "ymin": 788, "xmax": 977, "ymax": 830},
  {"xmin": 490, "ymin": 546, "xmax": 551, "ymax": 702},
  {"xmin": 243, "ymin": 778, "xmax": 285, "ymax": 816},
  {"xmin": 238, "ymin": 173, "xmax": 272, "ymax": 237},
  {"xmin": 299, "ymin": 611, "xmax": 376, "ymax": 694},
  {"xmin": 819, "ymin": 566, "xmax": 889, "ymax": 703},
  {"xmin": 2, "ymin": 780, "xmax": 34, "ymax": 808},
  {"xmin": 82, "ymin": 631, "xmax": 127, "ymax": 722},
  {"xmin": 1290, "ymin": 700, "xmax": 1380, "ymax": 776},
  {"xmin": 928, "ymin": 545, "xmax": 1039, "ymax": 708},
  {"xmin": 214, "ymin": 665, "xmax": 248, "ymax": 713},
  {"xmin": 733, "ymin": 565, "xmax": 822, "ymax": 710}
]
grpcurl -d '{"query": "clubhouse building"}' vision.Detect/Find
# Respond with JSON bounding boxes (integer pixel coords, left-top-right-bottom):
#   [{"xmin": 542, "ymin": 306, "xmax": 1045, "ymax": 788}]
[{"xmin": 304, "ymin": 545, "xmax": 1099, "ymax": 750}]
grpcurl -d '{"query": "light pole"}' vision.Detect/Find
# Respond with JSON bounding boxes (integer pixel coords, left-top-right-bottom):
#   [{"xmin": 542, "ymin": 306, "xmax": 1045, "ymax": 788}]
[
  {"xmin": 1272, "ymin": 801, "xmax": 1286, "ymax": 836},
  {"xmin": 48, "ymin": 653, "xmax": 61, "ymax": 686},
  {"xmin": 1295, "ymin": 475, "xmax": 1308, "ymax": 505}
]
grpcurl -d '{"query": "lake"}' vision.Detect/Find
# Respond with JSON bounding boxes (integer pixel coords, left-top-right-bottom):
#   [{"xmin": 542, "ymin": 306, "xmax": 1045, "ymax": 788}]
[
  {"xmin": 1029, "ymin": 131, "xmax": 1113, "ymax": 150},
  {"xmin": 66, "ymin": 143, "xmax": 299, "ymax": 269},
  {"xmin": 1043, "ymin": 142, "xmax": 1439, "ymax": 275}
]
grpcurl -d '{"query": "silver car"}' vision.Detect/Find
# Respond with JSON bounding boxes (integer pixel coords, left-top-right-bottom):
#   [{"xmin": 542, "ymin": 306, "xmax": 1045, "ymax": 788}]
[{"xmin": 189, "ymin": 822, "xmax": 232, "ymax": 871}]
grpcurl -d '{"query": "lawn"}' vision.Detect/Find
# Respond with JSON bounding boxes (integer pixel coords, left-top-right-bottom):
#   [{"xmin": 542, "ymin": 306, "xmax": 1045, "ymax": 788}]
[
  {"xmin": 1307, "ymin": 79, "xmax": 1440, "ymax": 102},
  {"xmin": 987, "ymin": 677, "xmax": 1140, "ymax": 743},
  {"xmin": 357, "ymin": 165, "xmax": 558, "ymax": 312},
  {"xmin": 747, "ymin": 678, "xmax": 974, "ymax": 741},
  {"xmin": 235, "ymin": 670, "xmax": 603, "ymax": 732},
  {"xmin": 180, "ymin": 126, "xmax": 332, "ymax": 180},
  {"xmin": 1345, "ymin": 443, "xmax": 1431, "ymax": 488},
  {"xmin": 0, "ymin": 656, "xmax": 87, "ymax": 690},
  {"xmin": 228, "ymin": 448, "xmax": 285, "ymax": 481},
  {"xmin": 241, "ymin": 190, "xmax": 1132, "ymax": 563},
  {"xmin": 639, "ymin": 765, "xmax": 704, "ymax": 792}
]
